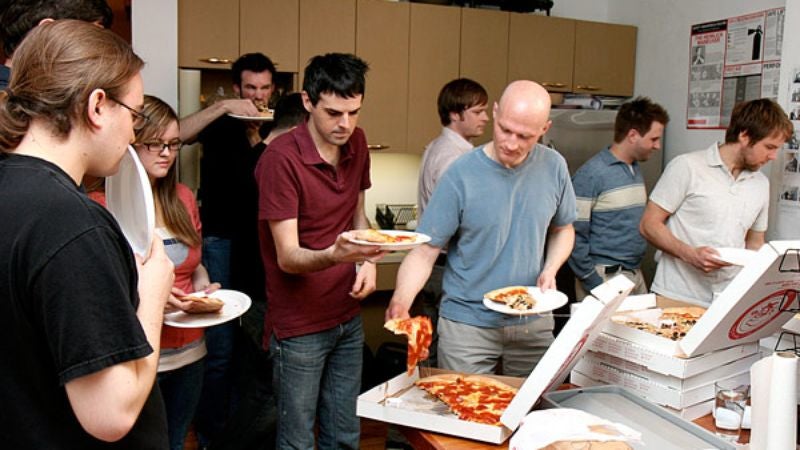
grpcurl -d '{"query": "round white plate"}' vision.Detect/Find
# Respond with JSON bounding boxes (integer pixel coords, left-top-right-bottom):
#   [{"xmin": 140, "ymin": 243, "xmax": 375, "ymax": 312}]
[
  {"xmin": 713, "ymin": 247, "xmax": 756, "ymax": 266},
  {"xmin": 482, "ymin": 287, "xmax": 568, "ymax": 316},
  {"xmin": 227, "ymin": 112, "xmax": 273, "ymax": 121},
  {"xmin": 105, "ymin": 145, "xmax": 155, "ymax": 259},
  {"xmin": 347, "ymin": 230, "xmax": 432, "ymax": 251},
  {"xmin": 164, "ymin": 289, "xmax": 252, "ymax": 328}
]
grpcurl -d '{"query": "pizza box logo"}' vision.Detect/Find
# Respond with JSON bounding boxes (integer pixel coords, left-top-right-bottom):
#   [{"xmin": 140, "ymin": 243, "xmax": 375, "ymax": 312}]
[{"xmin": 728, "ymin": 289, "xmax": 796, "ymax": 340}]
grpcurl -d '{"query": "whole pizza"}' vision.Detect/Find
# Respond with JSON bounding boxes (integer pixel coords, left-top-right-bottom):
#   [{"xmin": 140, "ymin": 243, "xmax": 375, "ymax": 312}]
[
  {"xmin": 415, "ymin": 374, "xmax": 518, "ymax": 426},
  {"xmin": 613, "ymin": 306, "xmax": 705, "ymax": 341}
]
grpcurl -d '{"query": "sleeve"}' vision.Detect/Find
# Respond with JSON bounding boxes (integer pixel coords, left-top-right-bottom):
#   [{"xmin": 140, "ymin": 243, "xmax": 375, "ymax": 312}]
[
  {"xmin": 357, "ymin": 129, "xmax": 372, "ymax": 191},
  {"xmin": 257, "ymin": 146, "xmax": 301, "ymax": 222},
  {"xmin": 649, "ymin": 155, "xmax": 690, "ymax": 213},
  {"xmin": 416, "ymin": 168, "xmax": 463, "ymax": 249},
  {"xmin": 569, "ymin": 167, "xmax": 603, "ymax": 289},
  {"xmin": 32, "ymin": 227, "xmax": 151, "ymax": 385},
  {"xmin": 752, "ymin": 183, "xmax": 770, "ymax": 232}
]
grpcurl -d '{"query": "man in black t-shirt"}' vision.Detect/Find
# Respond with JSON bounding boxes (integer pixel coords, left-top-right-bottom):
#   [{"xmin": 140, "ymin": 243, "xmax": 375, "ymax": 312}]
[{"xmin": 0, "ymin": 21, "xmax": 174, "ymax": 448}]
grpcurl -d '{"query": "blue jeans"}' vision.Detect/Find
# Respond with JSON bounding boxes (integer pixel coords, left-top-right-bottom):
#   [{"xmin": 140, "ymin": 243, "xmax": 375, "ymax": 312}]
[
  {"xmin": 270, "ymin": 315, "xmax": 363, "ymax": 450},
  {"xmin": 197, "ymin": 236, "xmax": 236, "ymax": 446},
  {"xmin": 157, "ymin": 358, "xmax": 205, "ymax": 450}
]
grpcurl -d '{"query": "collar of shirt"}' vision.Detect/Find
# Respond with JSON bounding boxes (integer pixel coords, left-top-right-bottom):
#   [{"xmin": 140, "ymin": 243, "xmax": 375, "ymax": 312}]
[
  {"xmin": 600, "ymin": 146, "xmax": 638, "ymax": 167},
  {"xmin": 705, "ymin": 141, "xmax": 757, "ymax": 181},
  {"xmin": 294, "ymin": 120, "xmax": 354, "ymax": 166},
  {"xmin": 440, "ymin": 126, "xmax": 475, "ymax": 153}
]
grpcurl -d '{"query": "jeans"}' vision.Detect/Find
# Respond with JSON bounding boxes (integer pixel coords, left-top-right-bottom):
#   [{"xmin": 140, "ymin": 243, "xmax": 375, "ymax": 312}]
[
  {"xmin": 157, "ymin": 358, "xmax": 205, "ymax": 450},
  {"xmin": 271, "ymin": 315, "xmax": 363, "ymax": 450},
  {"xmin": 197, "ymin": 236, "xmax": 236, "ymax": 446}
]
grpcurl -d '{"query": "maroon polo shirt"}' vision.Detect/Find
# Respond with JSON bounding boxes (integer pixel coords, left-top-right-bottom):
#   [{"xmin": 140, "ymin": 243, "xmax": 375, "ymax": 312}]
[{"xmin": 255, "ymin": 120, "xmax": 371, "ymax": 343}]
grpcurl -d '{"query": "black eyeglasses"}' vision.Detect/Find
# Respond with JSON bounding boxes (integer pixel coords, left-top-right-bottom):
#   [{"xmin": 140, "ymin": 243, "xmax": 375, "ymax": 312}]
[
  {"xmin": 109, "ymin": 97, "xmax": 150, "ymax": 130},
  {"xmin": 136, "ymin": 140, "xmax": 183, "ymax": 153}
]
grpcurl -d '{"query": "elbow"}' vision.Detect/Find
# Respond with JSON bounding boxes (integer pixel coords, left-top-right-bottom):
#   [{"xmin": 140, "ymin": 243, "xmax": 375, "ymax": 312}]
[
  {"xmin": 82, "ymin": 411, "xmax": 138, "ymax": 443},
  {"xmin": 276, "ymin": 256, "xmax": 300, "ymax": 274}
]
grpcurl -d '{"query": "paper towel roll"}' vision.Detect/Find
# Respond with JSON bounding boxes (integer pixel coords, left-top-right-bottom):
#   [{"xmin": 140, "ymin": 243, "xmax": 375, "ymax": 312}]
[
  {"xmin": 178, "ymin": 69, "xmax": 202, "ymax": 117},
  {"xmin": 750, "ymin": 351, "xmax": 798, "ymax": 450}
]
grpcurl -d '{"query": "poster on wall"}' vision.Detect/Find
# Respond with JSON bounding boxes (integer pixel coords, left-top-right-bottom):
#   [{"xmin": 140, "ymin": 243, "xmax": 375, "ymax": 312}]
[{"xmin": 687, "ymin": 7, "xmax": 785, "ymax": 129}]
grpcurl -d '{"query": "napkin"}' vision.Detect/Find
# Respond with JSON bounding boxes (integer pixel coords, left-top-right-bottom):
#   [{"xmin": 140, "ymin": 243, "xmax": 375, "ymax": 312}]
[
  {"xmin": 750, "ymin": 352, "xmax": 798, "ymax": 450},
  {"xmin": 509, "ymin": 408, "xmax": 641, "ymax": 450}
]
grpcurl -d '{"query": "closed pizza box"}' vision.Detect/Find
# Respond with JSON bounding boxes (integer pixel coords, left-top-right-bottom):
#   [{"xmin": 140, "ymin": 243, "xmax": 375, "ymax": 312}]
[
  {"xmin": 570, "ymin": 365, "xmax": 750, "ymax": 410},
  {"xmin": 589, "ymin": 332, "xmax": 759, "ymax": 378},
  {"xmin": 567, "ymin": 372, "xmax": 717, "ymax": 422},
  {"xmin": 356, "ymin": 274, "xmax": 635, "ymax": 444},
  {"xmin": 577, "ymin": 350, "xmax": 760, "ymax": 391},
  {"xmin": 601, "ymin": 240, "xmax": 800, "ymax": 357}
]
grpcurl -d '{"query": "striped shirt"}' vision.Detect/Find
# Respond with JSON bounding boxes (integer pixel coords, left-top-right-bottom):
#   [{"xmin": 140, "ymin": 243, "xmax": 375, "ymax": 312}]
[{"xmin": 568, "ymin": 147, "xmax": 647, "ymax": 290}]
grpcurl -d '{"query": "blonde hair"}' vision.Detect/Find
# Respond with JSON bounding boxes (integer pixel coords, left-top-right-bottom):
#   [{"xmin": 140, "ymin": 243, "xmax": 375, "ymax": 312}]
[
  {"xmin": 137, "ymin": 95, "xmax": 201, "ymax": 248},
  {"xmin": 0, "ymin": 20, "xmax": 143, "ymax": 150}
]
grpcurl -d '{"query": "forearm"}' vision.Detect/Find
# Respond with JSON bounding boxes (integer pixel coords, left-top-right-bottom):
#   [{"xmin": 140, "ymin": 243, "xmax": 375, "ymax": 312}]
[
  {"xmin": 191, "ymin": 264, "xmax": 212, "ymax": 290},
  {"xmin": 641, "ymin": 219, "xmax": 692, "ymax": 261},
  {"xmin": 387, "ymin": 245, "xmax": 439, "ymax": 315},
  {"xmin": 542, "ymin": 224, "xmax": 575, "ymax": 275},
  {"xmin": 179, "ymin": 101, "xmax": 227, "ymax": 143},
  {"xmin": 745, "ymin": 230, "xmax": 765, "ymax": 250},
  {"xmin": 278, "ymin": 245, "xmax": 338, "ymax": 274}
]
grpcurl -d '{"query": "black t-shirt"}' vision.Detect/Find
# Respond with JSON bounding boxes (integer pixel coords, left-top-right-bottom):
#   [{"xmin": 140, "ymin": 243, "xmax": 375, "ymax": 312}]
[
  {"xmin": 0, "ymin": 154, "xmax": 168, "ymax": 449},
  {"xmin": 198, "ymin": 115, "xmax": 270, "ymax": 239}
]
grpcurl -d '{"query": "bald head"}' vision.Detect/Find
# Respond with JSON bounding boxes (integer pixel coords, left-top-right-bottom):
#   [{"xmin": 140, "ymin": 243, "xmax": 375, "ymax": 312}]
[{"xmin": 488, "ymin": 81, "xmax": 552, "ymax": 168}]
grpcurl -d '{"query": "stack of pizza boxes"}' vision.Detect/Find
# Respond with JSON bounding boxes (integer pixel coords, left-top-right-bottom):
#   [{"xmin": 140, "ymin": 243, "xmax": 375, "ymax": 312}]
[
  {"xmin": 570, "ymin": 240, "xmax": 800, "ymax": 420},
  {"xmin": 357, "ymin": 275, "xmax": 636, "ymax": 444}
]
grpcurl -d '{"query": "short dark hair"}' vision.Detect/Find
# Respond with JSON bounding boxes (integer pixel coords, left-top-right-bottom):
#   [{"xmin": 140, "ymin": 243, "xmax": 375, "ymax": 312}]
[
  {"xmin": 231, "ymin": 53, "xmax": 277, "ymax": 87},
  {"xmin": 0, "ymin": 0, "xmax": 113, "ymax": 55},
  {"xmin": 437, "ymin": 78, "xmax": 488, "ymax": 126},
  {"xmin": 302, "ymin": 53, "xmax": 369, "ymax": 106},
  {"xmin": 725, "ymin": 98, "xmax": 793, "ymax": 145},
  {"xmin": 272, "ymin": 92, "xmax": 308, "ymax": 131},
  {"xmin": 613, "ymin": 97, "xmax": 670, "ymax": 143}
]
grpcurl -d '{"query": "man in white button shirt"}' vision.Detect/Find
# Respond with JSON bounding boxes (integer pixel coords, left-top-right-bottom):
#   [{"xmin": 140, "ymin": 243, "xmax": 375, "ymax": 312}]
[
  {"xmin": 640, "ymin": 99, "xmax": 792, "ymax": 305},
  {"xmin": 416, "ymin": 78, "xmax": 488, "ymax": 365}
]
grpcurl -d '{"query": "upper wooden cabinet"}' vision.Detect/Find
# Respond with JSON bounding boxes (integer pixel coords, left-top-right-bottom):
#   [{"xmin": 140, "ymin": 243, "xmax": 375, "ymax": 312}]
[
  {"xmin": 508, "ymin": 13, "xmax": 575, "ymax": 93},
  {"xmin": 573, "ymin": 21, "xmax": 637, "ymax": 97},
  {"xmin": 460, "ymin": 7, "xmax": 509, "ymax": 144},
  {"xmin": 356, "ymin": 0, "xmax": 410, "ymax": 152},
  {"xmin": 179, "ymin": 0, "xmax": 298, "ymax": 71},
  {"xmin": 240, "ymin": 0, "xmax": 299, "ymax": 73},
  {"xmin": 298, "ymin": 0, "xmax": 356, "ymax": 87},
  {"xmin": 407, "ymin": 3, "xmax": 461, "ymax": 154},
  {"xmin": 178, "ymin": 0, "xmax": 239, "ymax": 69}
]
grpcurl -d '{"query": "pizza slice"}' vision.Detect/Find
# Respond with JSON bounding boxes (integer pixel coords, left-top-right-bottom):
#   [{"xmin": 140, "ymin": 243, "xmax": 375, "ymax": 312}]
[
  {"xmin": 352, "ymin": 229, "xmax": 417, "ymax": 244},
  {"xmin": 415, "ymin": 374, "xmax": 518, "ymax": 426},
  {"xmin": 384, "ymin": 316, "xmax": 433, "ymax": 375},
  {"xmin": 485, "ymin": 286, "xmax": 537, "ymax": 311},
  {"xmin": 177, "ymin": 295, "xmax": 225, "ymax": 314}
]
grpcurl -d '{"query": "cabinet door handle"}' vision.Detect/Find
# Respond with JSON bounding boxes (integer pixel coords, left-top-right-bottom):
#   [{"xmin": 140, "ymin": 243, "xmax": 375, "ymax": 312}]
[
  {"xmin": 367, "ymin": 144, "xmax": 390, "ymax": 151},
  {"xmin": 576, "ymin": 85, "xmax": 600, "ymax": 91},
  {"xmin": 541, "ymin": 82, "xmax": 566, "ymax": 88},
  {"xmin": 199, "ymin": 57, "xmax": 233, "ymax": 64}
]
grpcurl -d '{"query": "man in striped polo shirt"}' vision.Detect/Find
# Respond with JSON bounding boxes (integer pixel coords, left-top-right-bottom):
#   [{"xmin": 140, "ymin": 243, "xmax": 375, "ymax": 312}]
[{"xmin": 569, "ymin": 97, "xmax": 670, "ymax": 300}]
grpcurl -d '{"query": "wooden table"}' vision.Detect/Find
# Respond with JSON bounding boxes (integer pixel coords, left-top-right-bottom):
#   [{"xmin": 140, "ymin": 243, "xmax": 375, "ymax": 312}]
[{"xmin": 399, "ymin": 411, "xmax": 750, "ymax": 450}]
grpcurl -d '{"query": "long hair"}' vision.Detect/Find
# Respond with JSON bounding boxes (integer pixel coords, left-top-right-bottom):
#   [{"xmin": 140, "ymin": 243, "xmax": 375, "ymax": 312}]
[
  {"xmin": 136, "ymin": 95, "xmax": 201, "ymax": 248},
  {"xmin": 0, "ymin": 20, "xmax": 143, "ymax": 150}
]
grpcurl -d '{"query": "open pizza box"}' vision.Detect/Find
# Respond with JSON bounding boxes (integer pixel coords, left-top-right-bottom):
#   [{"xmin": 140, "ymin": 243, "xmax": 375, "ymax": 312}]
[
  {"xmin": 602, "ymin": 240, "xmax": 800, "ymax": 358},
  {"xmin": 357, "ymin": 274, "xmax": 635, "ymax": 444}
]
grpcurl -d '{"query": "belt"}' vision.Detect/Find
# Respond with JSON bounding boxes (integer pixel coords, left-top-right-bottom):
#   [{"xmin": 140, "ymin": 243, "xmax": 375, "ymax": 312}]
[
  {"xmin": 603, "ymin": 264, "xmax": 634, "ymax": 274},
  {"xmin": 435, "ymin": 253, "xmax": 447, "ymax": 266}
]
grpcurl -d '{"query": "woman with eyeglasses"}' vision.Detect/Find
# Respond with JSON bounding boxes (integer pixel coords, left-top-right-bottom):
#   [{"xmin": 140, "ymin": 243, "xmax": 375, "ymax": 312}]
[{"xmin": 90, "ymin": 94, "xmax": 217, "ymax": 450}]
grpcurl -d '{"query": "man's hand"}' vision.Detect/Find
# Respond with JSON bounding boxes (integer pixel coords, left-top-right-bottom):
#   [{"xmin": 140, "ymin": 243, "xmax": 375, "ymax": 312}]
[
  {"xmin": 385, "ymin": 299, "xmax": 411, "ymax": 322},
  {"xmin": 350, "ymin": 261, "xmax": 377, "ymax": 300},
  {"xmin": 220, "ymin": 98, "xmax": 259, "ymax": 117},
  {"xmin": 684, "ymin": 246, "xmax": 731, "ymax": 273},
  {"xmin": 331, "ymin": 232, "xmax": 387, "ymax": 264},
  {"xmin": 135, "ymin": 238, "xmax": 174, "ymax": 312},
  {"xmin": 536, "ymin": 268, "xmax": 558, "ymax": 291}
]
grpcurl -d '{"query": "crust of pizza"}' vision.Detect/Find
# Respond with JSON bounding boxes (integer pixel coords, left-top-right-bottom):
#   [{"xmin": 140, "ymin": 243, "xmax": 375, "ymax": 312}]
[
  {"xmin": 462, "ymin": 375, "xmax": 518, "ymax": 393},
  {"xmin": 353, "ymin": 229, "xmax": 392, "ymax": 243},
  {"xmin": 660, "ymin": 306, "xmax": 706, "ymax": 319},
  {"xmin": 179, "ymin": 295, "xmax": 224, "ymax": 314},
  {"xmin": 485, "ymin": 286, "xmax": 529, "ymax": 303}
]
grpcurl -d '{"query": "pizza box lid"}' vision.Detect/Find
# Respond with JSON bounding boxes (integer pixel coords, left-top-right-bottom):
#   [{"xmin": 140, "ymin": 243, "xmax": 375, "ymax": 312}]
[
  {"xmin": 500, "ymin": 274, "xmax": 635, "ymax": 430},
  {"xmin": 677, "ymin": 240, "xmax": 800, "ymax": 356}
]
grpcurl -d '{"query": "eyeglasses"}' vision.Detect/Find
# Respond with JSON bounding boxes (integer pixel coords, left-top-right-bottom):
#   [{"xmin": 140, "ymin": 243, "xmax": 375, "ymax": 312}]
[
  {"xmin": 136, "ymin": 140, "xmax": 183, "ymax": 153},
  {"xmin": 109, "ymin": 97, "xmax": 150, "ymax": 130}
]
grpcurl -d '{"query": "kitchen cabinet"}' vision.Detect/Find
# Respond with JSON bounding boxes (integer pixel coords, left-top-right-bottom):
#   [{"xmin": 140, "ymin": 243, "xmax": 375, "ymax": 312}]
[
  {"xmin": 179, "ymin": 0, "xmax": 298, "ymax": 71},
  {"xmin": 508, "ymin": 13, "xmax": 575, "ymax": 93},
  {"xmin": 573, "ymin": 20, "xmax": 637, "ymax": 97},
  {"xmin": 178, "ymin": 0, "xmax": 239, "ymax": 69},
  {"xmin": 298, "ymin": 0, "xmax": 356, "ymax": 87},
  {"xmin": 459, "ymin": 7, "xmax": 509, "ymax": 144},
  {"xmin": 356, "ymin": 0, "xmax": 410, "ymax": 152},
  {"xmin": 240, "ymin": 0, "xmax": 299, "ymax": 73},
  {"xmin": 406, "ymin": 3, "xmax": 461, "ymax": 154}
]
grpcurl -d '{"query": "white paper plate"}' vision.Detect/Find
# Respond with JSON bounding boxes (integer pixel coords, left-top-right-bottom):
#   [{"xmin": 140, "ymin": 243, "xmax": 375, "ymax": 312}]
[
  {"xmin": 227, "ymin": 111, "xmax": 273, "ymax": 121},
  {"xmin": 713, "ymin": 247, "xmax": 756, "ymax": 266},
  {"xmin": 482, "ymin": 287, "xmax": 568, "ymax": 316},
  {"xmin": 105, "ymin": 145, "xmax": 155, "ymax": 258},
  {"xmin": 164, "ymin": 289, "xmax": 252, "ymax": 328},
  {"xmin": 347, "ymin": 230, "xmax": 432, "ymax": 251}
]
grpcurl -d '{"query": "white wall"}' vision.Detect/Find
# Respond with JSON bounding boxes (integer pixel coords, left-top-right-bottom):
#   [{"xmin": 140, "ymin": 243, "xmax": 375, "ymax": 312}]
[{"xmin": 132, "ymin": 0, "xmax": 178, "ymax": 110}]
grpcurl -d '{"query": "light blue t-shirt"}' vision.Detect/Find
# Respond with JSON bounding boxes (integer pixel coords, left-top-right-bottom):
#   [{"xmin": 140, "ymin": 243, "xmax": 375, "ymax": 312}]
[{"xmin": 418, "ymin": 144, "xmax": 577, "ymax": 328}]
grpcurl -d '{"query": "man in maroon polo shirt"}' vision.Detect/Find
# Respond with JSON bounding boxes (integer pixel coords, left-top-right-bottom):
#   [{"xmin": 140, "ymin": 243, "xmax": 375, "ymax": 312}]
[{"xmin": 254, "ymin": 53, "xmax": 383, "ymax": 449}]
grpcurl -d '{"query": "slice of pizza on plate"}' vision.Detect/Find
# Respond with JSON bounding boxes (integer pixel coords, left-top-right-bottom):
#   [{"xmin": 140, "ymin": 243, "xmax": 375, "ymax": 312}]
[
  {"xmin": 384, "ymin": 316, "xmax": 433, "ymax": 375},
  {"xmin": 484, "ymin": 286, "xmax": 538, "ymax": 311}
]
